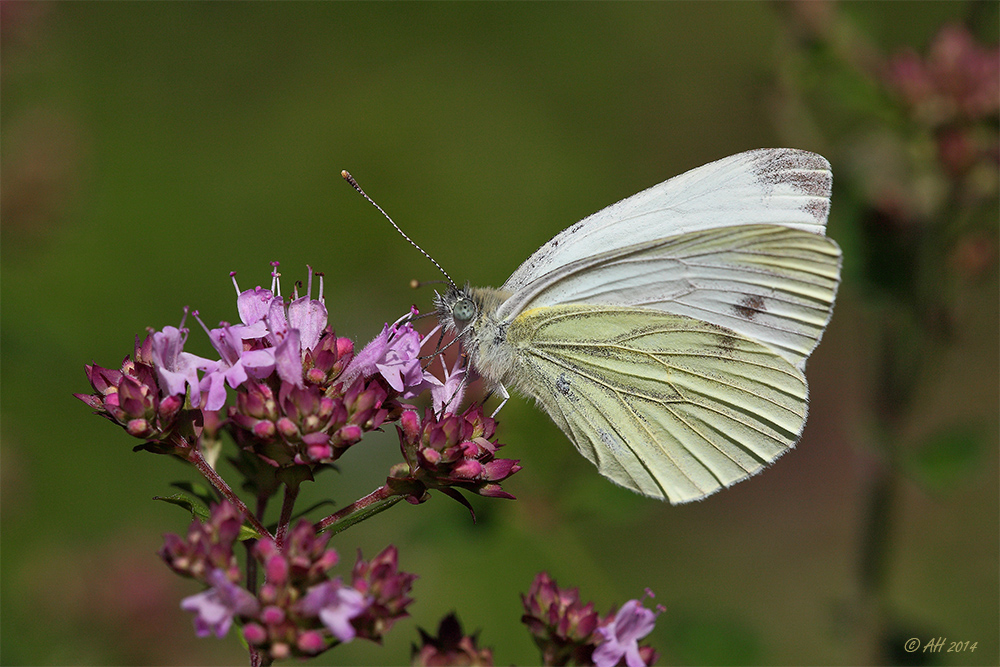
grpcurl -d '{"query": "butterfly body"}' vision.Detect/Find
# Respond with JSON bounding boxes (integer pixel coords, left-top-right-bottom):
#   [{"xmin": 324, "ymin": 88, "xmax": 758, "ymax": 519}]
[
  {"xmin": 436, "ymin": 285, "xmax": 516, "ymax": 385},
  {"xmin": 434, "ymin": 149, "xmax": 841, "ymax": 504}
]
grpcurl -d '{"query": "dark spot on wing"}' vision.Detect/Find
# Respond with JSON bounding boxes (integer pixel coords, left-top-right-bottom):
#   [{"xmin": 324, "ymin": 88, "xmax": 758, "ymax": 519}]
[
  {"xmin": 749, "ymin": 148, "xmax": 832, "ymax": 199},
  {"xmin": 597, "ymin": 428, "xmax": 623, "ymax": 454},
  {"xmin": 802, "ymin": 197, "xmax": 831, "ymax": 222},
  {"xmin": 715, "ymin": 332, "xmax": 739, "ymax": 355},
  {"xmin": 733, "ymin": 294, "xmax": 766, "ymax": 321},
  {"xmin": 556, "ymin": 373, "xmax": 572, "ymax": 396}
]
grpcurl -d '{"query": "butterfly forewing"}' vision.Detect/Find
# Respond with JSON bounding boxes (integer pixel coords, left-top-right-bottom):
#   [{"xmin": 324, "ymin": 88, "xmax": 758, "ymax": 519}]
[
  {"xmin": 497, "ymin": 225, "xmax": 841, "ymax": 371},
  {"xmin": 505, "ymin": 305, "xmax": 808, "ymax": 503},
  {"xmin": 502, "ymin": 148, "xmax": 832, "ymax": 294}
]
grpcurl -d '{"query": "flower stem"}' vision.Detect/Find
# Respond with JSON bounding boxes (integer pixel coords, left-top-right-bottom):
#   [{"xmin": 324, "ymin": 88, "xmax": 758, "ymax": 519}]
[
  {"xmin": 315, "ymin": 484, "xmax": 403, "ymax": 535},
  {"xmin": 274, "ymin": 481, "xmax": 300, "ymax": 550},
  {"xmin": 187, "ymin": 446, "xmax": 272, "ymax": 540}
]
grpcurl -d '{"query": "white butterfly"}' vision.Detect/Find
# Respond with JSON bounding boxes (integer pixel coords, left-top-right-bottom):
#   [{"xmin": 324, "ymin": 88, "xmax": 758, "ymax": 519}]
[{"xmin": 351, "ymin": 148, "xmax": 841, "ymax": 504}]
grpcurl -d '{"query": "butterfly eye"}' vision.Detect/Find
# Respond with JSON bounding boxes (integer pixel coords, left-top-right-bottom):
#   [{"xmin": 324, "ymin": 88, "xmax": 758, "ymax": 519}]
[{"xmin": 452, "ymin": 298, "xmax": 477, "ymax": 324}]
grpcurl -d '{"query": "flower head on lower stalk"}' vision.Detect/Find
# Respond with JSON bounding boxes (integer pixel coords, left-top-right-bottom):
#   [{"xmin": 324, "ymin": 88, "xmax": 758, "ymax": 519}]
[
  {"xmin": 179, "ymin": 518, "xmax": 402, "ymax": 661},
  {"xmin": 159, "ymin": 502, "xmax": 245, "ymax": 585},
  {"xmin": 349, "ymin": 545, "xmax": 417, "ymax": 643},
  {"xmin": 520, "ymin": 573, "xmax": 662, "ymax": 667},
  {"xmin": 412, "ymin": 612, "xmax": 495, "ymax": 666},
  {"xmin": 521, "ymin": 572, "xmax": 603, "ymax": 665}
]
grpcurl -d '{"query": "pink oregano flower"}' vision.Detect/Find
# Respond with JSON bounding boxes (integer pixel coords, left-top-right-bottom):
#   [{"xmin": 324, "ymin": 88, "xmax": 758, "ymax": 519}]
[
  {"xmin": 149, "ymin": 321, "xmax": 215, "ymax": 409},
  {"xmin": 341, "ymin": 319, "xmax": 427, "ymax": 398},
  {"xmin": 593, "ymin": 589, "xmax": 663, "ymax": 667},
  {"xmin": 297, "ymin": 579, "xmax": 368, "ymax": 643},
  {"xmin": 192, "ymin": 264, "xmax": 330, "ymax": 408},
  {"xmin": 427, "ymin": 353, "xmax": 468, "ymax": 416},
  {"xmin": 180, "ymin": 569, "xmax": 260, "ymax": 639}
]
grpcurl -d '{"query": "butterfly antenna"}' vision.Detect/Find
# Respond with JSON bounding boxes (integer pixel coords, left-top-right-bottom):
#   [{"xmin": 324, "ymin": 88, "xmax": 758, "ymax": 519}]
[
  {"xmin": 410, "ymin": 278, "xmax": 451, "ymax": 290},
  {"xmin": 342, "ymin": 170, "xmax": 457, "ymax": 288}
]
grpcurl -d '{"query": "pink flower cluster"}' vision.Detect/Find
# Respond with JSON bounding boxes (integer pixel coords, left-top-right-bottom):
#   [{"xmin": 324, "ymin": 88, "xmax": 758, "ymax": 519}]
[
  {"xmin": 76, "ymin": 265, "xmax": 452, "ymax": 469},
  {"xmin": 79, "ymin": 262, "xmax": 663, "ymax": 662},
  {"xmin": 521, "ymin": 572, "xmax": 661, "ymax": 667},
  {"xmin": 886, "ymin": 24, "xmax": 999, "ymax": 179},
  {"xmin": 388, "ymin": 405, "xmax": 522, "ymax": 515},
  {"xmin": 162, "ymin": 503, "xmax": 415, "ymax": 660},
  {"xmin": 887, "ymin": 24, "xmax": 999, "ymax": 126}
]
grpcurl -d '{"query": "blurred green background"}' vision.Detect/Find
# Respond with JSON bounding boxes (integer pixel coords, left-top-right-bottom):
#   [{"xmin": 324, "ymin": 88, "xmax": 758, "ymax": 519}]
[{"xmin": 2, "ymin": 2, "xmax": 997, "ymax": 665}]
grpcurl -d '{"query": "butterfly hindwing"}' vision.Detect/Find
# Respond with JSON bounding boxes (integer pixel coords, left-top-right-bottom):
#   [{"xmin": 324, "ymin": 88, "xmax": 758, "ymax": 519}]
[{"xmin": 504, "ymin": 304, "xmax": 808, "ymax": 503}]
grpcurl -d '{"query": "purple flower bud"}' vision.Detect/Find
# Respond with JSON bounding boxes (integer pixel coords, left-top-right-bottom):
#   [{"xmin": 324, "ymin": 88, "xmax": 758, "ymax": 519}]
[
  {"xmin": 337, "ymin": 424, "xmax": 362, "ymax": 443},
  {"xmin": 253, "ymin": 420, "xmax": 276, "ymax": 439},
  {"xmin": 124, "ymin": 418, "xmax": 152, "ymax": 438},
  {"xmin": 452, "ymin": 459, "xmax": 483, "ymax": 479},
  {"xmin": 158, "ymin": 394, "xmax": 183, "ymax": 421},
  {"xmin": 270, "ymin": 643, "xmax": 290, "ymax": 661},
  {"xmin": 306, "ymin": 443, "xmax": 333, "ymax": 461},
  {"xmin": 306, "ymin": 330, "xmax": 354, "ymax": 387},
  {"xmin": 258, "ymin": 582, "xmax": 280, "ymax": 606},
  {"xmin": 242, "ymin": 622, "xmax": 267, "ymax": 645},
  {"xmin": 159, "ymin": 503, "xmax": 245, "ymax": 584},
  {"xmin": 400, "ymin": 409, "xmax": 420, "ymax": 441},
  {"xmin": 297, "ymin": 630, "xmax": 327, "ymax": 654},
  {"xmin": 276, "ymin": 416, "xmax": 297, "ymax": 439},
  {"xmin": 261, "ymin": 605, "xmax": 285, "ymax": 626},
  {"xmin": 264, "ymin": 553, "xmax": 289, "ymax": 585}
]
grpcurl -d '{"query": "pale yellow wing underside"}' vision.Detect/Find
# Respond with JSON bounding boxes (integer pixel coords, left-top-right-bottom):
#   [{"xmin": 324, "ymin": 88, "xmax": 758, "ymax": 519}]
[{"xmin": 505, "ymin": 305, "xmax": 808, "ymax": 504}]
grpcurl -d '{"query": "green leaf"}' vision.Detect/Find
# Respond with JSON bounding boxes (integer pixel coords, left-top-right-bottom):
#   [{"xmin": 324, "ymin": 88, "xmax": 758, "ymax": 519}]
[
  {"xmin": 170, "ymin": 480, "xmax": 217, "ymax": 508},
  {"xmin": 318, "ymin": 495, "xmax": 405, "ymax": 537},
  {"xmin": 153, "ymin": 490, "xmax": 262, "ymax": 541},
  {"xmin": 154, "ymin": 491, "xmax": 212, "ymax": 522}
]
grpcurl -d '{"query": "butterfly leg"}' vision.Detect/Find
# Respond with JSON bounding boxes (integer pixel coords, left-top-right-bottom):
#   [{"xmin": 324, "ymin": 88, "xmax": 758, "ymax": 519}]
[{"xmin": 490, "ymin": 383, "xmax": 510, "ymax": 418}]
